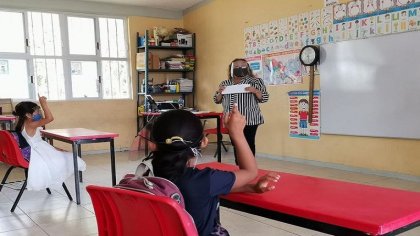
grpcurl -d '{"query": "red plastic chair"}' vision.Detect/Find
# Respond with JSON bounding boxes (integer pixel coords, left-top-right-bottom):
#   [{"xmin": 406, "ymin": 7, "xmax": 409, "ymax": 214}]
[
  {"xmin": 204, "ymin": 113, "xmax": 230, "ymax": 157},
  {"xmin": 0, "ymin": 130, "xmax": 72, "ymax": 212},
  {"xmin": 86, "ymin": 185, "xmax": 198, "ymax": 236}
]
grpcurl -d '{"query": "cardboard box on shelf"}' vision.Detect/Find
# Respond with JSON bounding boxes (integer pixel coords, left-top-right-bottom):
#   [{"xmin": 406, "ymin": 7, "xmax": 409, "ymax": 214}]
[
  {"xmin": 136, "ymin": 52, "xmax": 160, "ymax": 70},
  {"xmin": 152, "ymin": 54, "xmax": 160, "ymax": 69}
]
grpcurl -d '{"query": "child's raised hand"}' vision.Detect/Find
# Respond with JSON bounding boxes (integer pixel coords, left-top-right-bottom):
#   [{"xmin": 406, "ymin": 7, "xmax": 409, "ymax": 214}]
[
  {"xmin": 38, "ymin": 94, "xmax": 47, "ymax": 105},
  {"xmin": 224, "ymin": 103, "xmax": 246, "ymax": 137},
  {"xmin": 254, "ymin": 172, "xmax": 280, "ymax": 193}
]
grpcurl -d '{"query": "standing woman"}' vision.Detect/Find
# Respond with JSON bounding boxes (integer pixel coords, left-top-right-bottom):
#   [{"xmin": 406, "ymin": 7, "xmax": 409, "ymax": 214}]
[{"xmin": 213, "ymin": 58, "xmax": 269, "ymax": 163}]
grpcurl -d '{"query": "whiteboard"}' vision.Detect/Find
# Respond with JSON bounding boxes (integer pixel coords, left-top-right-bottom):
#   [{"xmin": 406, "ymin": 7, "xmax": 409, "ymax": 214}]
[{"xmin": 319, "ymin": 31, "xmax": 420, "ymax": 139}]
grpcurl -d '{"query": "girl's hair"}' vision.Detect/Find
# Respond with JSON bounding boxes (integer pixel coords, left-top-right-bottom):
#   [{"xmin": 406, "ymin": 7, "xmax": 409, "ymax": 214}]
[
  {"xmin": 151, "ymin": 109, "xmax": 203, "ymax": 182},
  {"xmin": 228, "ymin": 58, "xmax": 254, "ymax": 80},
  {"xmin": 12, "ymin": 101, "xmax": 39, "ymax": 131}
]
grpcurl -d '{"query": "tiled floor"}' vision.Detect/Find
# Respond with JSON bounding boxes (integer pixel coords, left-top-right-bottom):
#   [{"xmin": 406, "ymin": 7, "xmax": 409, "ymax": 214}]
[{"xmin": 1, "ymin": 145, "xmax": 420, "ymax": 236}]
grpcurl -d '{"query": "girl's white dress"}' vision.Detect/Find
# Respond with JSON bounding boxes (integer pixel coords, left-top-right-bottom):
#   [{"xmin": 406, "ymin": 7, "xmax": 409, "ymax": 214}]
[{"xmin": 22, "ymin": 127, "xmax": 87, "ymax": 191}]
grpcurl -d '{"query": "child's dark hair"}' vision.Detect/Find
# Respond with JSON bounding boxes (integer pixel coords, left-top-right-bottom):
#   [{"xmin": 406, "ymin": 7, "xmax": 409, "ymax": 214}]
[
  {"xmin": 151, "ymin": 110, "xmax": 203, "ymax": 182},
  {"xmin": 13, "ymin": 101, "xmax": 39, "ymax": 131}
]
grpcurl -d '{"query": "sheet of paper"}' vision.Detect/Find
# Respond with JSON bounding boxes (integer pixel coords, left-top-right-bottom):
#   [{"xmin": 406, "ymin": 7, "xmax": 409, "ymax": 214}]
[{"xmin": 222, "ymin": 84, "xmax": 251, "ymax": 94}]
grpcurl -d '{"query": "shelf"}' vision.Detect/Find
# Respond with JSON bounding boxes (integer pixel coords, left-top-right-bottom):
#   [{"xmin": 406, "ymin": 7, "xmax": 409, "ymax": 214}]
[
  {"xmin": 138, "ymin": 69, "xmax": 194, "ymax": 72},
  {"xmin": 136, "ymin": 30, "xmax": 196, "ymax": 133},
  {"xmin": 138, "ymin": 45, "xmax": 193, "ymax": 50},
  {"xmin": 148, "ymin": 92, "xmax": 193, "ymax": 95}
]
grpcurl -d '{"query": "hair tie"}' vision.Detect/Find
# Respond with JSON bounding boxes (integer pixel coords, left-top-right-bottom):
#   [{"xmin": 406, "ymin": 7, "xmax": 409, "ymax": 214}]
[{"xmin": 165, "ymin": 136, "xmax": 192, "ymax": 145}]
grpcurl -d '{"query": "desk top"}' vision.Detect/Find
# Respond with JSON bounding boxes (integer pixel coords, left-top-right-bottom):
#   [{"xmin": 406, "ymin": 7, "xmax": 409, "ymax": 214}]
[
  {"xmin": 41, "ymin": 128, "xmax": 119, "ymax": 141},
  {"xmin": 0, "ymin": 115, "xmax": 15, "ymax": 121},
  {"xmin": 197, "ymin": 162, "xmax": 420, "ymax": 235}
]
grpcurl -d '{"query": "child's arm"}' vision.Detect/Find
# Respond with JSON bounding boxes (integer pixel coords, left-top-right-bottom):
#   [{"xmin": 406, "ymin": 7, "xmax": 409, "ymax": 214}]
[
  {"xmin": 27, "ymin": 96, "xmax": 54, "ymax": 130},
  {"xmin": 226, "ymin": 104, "xmax": 259, "ymax": 190},
  {"xmin": 231, "ymin": 172, "xmax": 280, "ymax": 193}
]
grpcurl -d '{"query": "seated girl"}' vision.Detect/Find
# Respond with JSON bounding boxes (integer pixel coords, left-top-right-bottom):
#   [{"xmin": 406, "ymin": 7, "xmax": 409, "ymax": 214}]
[
  {"xmin": 147, "ymin": 104, "xmax": 279, "ymax": 235},
  {"xmin": 13, "ymin": 96, "xmax": 86, "ymax": 191}
]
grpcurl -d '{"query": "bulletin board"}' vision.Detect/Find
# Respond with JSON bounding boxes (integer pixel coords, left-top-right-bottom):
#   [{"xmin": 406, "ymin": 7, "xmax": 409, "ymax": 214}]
[{"xmin": 319, "ymin": 30, "xmax": 420, "ymax": 139}]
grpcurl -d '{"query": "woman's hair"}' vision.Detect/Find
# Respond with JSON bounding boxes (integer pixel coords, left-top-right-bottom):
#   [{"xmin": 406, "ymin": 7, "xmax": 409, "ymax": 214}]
[
  {"xmin": 12, "ymin": 101, "xmax": 39, "ymax": 131},
  {"xmin": 228, "ymin": 58, "xmax": 254, "ymax": 80},
  {"xmin": 151, "ymin": 109, "xmax": 204, "ymax": 182}
]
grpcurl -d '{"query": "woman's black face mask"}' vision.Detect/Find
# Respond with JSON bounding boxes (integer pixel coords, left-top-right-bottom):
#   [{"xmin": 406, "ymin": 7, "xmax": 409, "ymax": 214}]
[{"xmin": 233, "ymin": 67, "xmax": 248, "ymax": 77}]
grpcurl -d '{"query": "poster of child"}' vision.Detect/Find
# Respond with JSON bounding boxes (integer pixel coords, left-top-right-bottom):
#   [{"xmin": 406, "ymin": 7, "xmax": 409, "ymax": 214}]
[{"xmin": 288, "ymin": 90, "xmax": 320, "ymax": 140}]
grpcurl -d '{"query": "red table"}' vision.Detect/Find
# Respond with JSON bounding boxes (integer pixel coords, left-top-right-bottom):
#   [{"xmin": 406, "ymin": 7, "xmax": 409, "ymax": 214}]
[
  {"xmin": 197, "ymin": 162, "xmax": 420, "ymax": 236},
  {"xmin": 41, "ymin": 128, "xmax": 119, "ymax": 204},
  {"xmin": 139, "ymin": 111, "xmax": 223, "ymax": 162},
  {"xmin": 0, "ymin": 115, "xmax": 15, "ymax": 130}
]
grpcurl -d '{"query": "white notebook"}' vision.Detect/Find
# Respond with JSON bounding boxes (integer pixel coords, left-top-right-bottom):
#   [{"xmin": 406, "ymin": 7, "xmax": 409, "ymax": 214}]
[{"xmin": 221, "ymin": 84, "xmax": 251, "ymax": 94}]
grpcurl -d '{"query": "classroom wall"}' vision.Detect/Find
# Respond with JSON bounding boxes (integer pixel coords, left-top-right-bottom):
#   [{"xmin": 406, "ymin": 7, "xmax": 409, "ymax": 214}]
[
  {"xmin": 183, "ymin": 0, "xmax": 420, "ymax": 177},
  {"xmin": 39, "ymin": 16, "xmax": 183, "ymax": 152}
]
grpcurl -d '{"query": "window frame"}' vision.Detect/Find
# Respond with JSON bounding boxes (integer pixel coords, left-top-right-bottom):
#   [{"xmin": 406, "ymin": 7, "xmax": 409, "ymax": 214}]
[{"xmin": 0, "ymin": 9, "xmax": 131, "ymax": 101}]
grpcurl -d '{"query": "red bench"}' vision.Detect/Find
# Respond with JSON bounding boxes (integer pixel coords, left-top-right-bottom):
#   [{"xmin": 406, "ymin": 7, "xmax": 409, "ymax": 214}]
[{"xmin": 197, "ymin": 162, "xmax": 420, "ymax": 236}]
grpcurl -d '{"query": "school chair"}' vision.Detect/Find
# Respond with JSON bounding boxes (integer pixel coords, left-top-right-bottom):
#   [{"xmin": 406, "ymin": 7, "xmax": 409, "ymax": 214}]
[
  {"xmin": 0, "ymin": 130, "xmax": 73, "ymax": 212},
  {"xmin": 203, "ymin": 113, "xmax": 231, "ymax": 157},
  {"xmin": 86, "ymin": 185, "xmax": 198, "ymax": 236}
]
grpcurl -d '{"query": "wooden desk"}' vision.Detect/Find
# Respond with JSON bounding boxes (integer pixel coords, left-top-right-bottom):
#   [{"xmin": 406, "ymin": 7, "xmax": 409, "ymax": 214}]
[
  {"xmin": 0, "ymin": 115, "xmax": 15, "ymax": 130},
  {"xmin": 41, "ymin": 128, "xmax": 119, "ymax": 204},
  {"xmin": 139, "ymin": 111, "xmax": 223, "ymax": 162},
  {"xmin": 197, "ymin": 162, "xmax": 420, "ymax": 236}
]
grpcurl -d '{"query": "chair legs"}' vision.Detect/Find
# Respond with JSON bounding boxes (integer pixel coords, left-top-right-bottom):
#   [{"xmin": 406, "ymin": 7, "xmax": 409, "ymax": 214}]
[
  {"xmin": 0, "ymin": 166, "xmax": 15, "ymax": 192},
  {"xmin": 1, "ymin": 166, "xmax": 73, "ymax": 212},
  {"xmin": 11, "ymin": 177, "xmax": 27, "ymax": 212},
  {"xmin": 62, "ymin": 183, "xmax": 73, "ymax": 201}
]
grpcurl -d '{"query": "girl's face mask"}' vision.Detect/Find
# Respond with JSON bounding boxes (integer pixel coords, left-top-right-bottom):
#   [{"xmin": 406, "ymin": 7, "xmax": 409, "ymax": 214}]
[{"xmin": 32, "ymin": 113, "xmax": 42, "ymax": 121}]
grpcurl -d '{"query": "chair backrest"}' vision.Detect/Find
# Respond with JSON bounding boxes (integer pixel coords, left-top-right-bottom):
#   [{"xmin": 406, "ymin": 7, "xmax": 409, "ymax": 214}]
[
  {"xmin": 86, "ymin": 185, "xmax": 198, "ymax": 236},
  {"xmin": 0, "ymin": 130, "xmax": 29, "ymax": 168},
  {"xmin": 0, "ymin": 98, "xmax": 13, "ymax": 115}
]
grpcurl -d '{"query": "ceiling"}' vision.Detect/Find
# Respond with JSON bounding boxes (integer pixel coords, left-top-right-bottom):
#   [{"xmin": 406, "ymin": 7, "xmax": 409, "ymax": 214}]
[{"xmin": 63, "ymin": 0, "xmax": 205, "ymax": 11}]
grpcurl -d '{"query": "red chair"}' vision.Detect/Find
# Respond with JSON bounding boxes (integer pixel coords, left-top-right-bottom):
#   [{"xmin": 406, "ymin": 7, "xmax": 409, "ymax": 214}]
[
  {"xmin": 86, "ymin": 185, "xmax": 198, "ymax": 236},
  {"xmin": 204, "ymin": 113, "xmax": 230, "ymax": 157},
  {"xmin": 0, "ymin": 130, "xmax": 72, "ymax": 212}
]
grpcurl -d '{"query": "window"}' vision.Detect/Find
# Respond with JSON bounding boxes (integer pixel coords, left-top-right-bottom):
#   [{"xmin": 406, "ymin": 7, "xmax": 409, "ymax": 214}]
[{"xmin": 0, "ymin": 10, "xmax": 130, "ymax": 100}]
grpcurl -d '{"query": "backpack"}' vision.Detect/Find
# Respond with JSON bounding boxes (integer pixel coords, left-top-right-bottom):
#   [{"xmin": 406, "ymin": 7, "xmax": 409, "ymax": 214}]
[
  {"xmin": 10, "ymin": 131, "xmax": 31, "ymax": 162},
  {"xmin": 115, "ymin": 174, "xmax": 185, "ymax": 209}
]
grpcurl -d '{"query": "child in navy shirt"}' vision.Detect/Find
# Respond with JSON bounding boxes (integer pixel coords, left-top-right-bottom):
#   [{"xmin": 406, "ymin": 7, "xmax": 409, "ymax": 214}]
[{"xmin": 149, "ymin": 104, "xmax": 279, "ymax": 235}]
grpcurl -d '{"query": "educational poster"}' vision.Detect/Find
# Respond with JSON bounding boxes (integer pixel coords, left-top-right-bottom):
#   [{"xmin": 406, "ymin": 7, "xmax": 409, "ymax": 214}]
[
  {"xmin": 395, "ymin": 0, "xmax": 414, "ymax": 7},
  {"xmin": 288, "ymin": 90, "xmax": 320, "ymax": 140},
  {"xmin": 376, "ymin": 12, "xmax": 393, "ymax": 35},
  {"xmin": 242, "ymin": 0, "xmax": 420, "ymax": 60},
  {"xmin": 262, "ymin": 50, "xmax": 305, "ymax": 85},
  {"xmin": 363, "ymin": 0, "xmax": 378, "ymax": 14},
  {"xmin": 278, "ymin": 18, "xmax": 289, "ymax": 51},
  {"xmin": 299, "ymin": 12, "xmax": 310, "ymax": 46},
  {"xmin": 245, "ymin": 55, "xmax": 263, "ymax": 80},
  {"xmin": 379, "ymin": 0, "xmax": 395, "ymax": 10},
  {"xmin": 268, "ymin": 20, "xmax": 280, "ymax": 51},
  {"xmin": 408, "ymin": 7, "xmax": 420, "ymax": 31},
  {"xmin": 244, "ymin": 27, "xmax": 253, "ymax": 57},
  {"xmin": 325, "ymin": 0, "xmax": 339, "ymax": 7},
  {"xmin": 309, "ymin": 9, "xmax": 322, "ymax": 45},
  {"xmin": 287, "ymin": 15, "xmax": 300, "ymax": 49},
  {"xmin": 259, "ymin": 23, "xmax": 270, "ymax": 54},
  {"xmin": 321, "ymin": 5, "xmax": 335, "ymax": 43},
  {"xmin": 348, "ymin": 0, "xmax": 362, "ymax": 18},
  {"xmin": 333, "ymin": 3, "xmax": 347, "ymax": 21}
]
